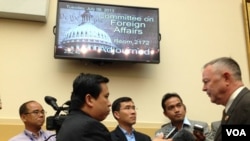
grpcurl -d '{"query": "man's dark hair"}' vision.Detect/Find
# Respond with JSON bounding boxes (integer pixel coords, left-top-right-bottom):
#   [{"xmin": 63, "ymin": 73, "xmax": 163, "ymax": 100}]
[
  {"xmin": 173, "ymin": 129, "xmax": 195, "ymax": 141},
  {"xmin": 19, "ymin": 100, "xmax": 36, "ymax": 116},
  {"xmin": 111, "ymin": 97, "xmax": 132, "ymax": 113},
  {"xmin": 161, "ymin": 93, "xmax": 183, "ymax": 111},
  {"xmin": 70, "ymin": 73, "xmax": 109, "ymax": 111},
  {"xmin": 111, "ymin": 97, "xmax": 132, "ymax": 119}
]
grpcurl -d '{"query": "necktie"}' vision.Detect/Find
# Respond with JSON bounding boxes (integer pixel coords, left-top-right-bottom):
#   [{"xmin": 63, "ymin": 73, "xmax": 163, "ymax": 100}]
[{"xmin": 221, "ymin": 109, "xmax": 229, "ymax": 124}]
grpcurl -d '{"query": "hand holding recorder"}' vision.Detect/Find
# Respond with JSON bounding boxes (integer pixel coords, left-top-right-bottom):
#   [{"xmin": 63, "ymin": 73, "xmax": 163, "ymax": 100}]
[{"xmin": 193, "ymin": 124, "xmax": 206, "ymax": 141}]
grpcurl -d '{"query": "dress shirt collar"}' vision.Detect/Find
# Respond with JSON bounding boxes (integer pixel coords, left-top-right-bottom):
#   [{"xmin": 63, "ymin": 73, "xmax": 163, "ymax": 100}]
[
  {"xmin": 24, "ymin": 129, "xmax": 44, "ymax": 139},
  {"xmin": 119, "ymin": 126, "xmax": 135, "ymax": 141},
  {"xmin": 183, "ymin": 116, "xmax": 191, "ymax": 127},
  {"xmin": 170, "ymin": 116, "xmax": 191, "ymax": 129},
  {"xmin": 225, "ymin": 86, "xmax": 244, "ymax": 112},
  {"xmin": 119, "ymin": 126, "xmax": 135, "ymax": 135}
]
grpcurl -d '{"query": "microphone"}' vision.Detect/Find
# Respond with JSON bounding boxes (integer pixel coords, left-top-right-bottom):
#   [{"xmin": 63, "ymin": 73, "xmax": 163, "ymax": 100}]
[
  {"xmin": 64, "ymin": 100, "xmax": 71, "ymax": 106},
  {"xmin": 164, "ymin": 127, "xmax": 178, "ymax": 139},
  {"xmin": 173, "ymin": 129, "xmax": 196, "ymax": 141},
  {"xmin": 45, "ymin": 96, "xmax": 59, "ymax": 111}
]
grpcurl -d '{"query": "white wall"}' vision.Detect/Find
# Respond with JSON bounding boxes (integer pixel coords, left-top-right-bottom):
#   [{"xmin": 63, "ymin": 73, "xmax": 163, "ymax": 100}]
[{"xmin": 0, "ymin": 0, "xmax": 249, "ymax": 127}]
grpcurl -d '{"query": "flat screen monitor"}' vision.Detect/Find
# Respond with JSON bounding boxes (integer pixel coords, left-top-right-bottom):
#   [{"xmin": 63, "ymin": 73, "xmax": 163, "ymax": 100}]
[{"xmin": 54, "ymin": 0, "xmax": 160, "ymax": 64}]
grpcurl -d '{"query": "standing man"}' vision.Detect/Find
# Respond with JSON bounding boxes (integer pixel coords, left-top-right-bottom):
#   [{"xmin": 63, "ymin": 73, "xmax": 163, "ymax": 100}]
[
  {"xmin": 8, "ymin": 100, "xmax": 56, "ymax": 141},
  {"xmin": 155, "ymin": 93, "xmax": 212, "ymax": 141},
  {"xmin": 56, "ymin": 73, "xmax": 112, "ymax": 141},
  {"xmin": 111, "ymin": 97, "xmax": 151, "ymax": 141},
  {"xmin": 57, "ymin": 73, "xmax": 168, "ymax": 141},
  {"xmin": 202, "ymin": 57, "xmax": 250, "ymax": 141}
]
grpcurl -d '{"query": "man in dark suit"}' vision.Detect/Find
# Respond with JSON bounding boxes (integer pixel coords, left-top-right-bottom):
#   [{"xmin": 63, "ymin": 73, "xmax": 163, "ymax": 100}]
[
  {"xmin": 56, "ymin": 74, "xmax": 168, "ymax": 141},
  {"xmin": 202, "ymin": 57, "xmax": 250, "ymax": 141},
  {"xmin": 56, "ymin": 73, "xmax": 112, "ymax": 141},
  {"xmin": 110, "ymin": 97, "xmax": 151, "ymax": 141}
]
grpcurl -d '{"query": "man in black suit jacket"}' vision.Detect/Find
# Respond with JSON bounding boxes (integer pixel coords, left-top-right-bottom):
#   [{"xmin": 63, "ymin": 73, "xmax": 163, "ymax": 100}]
[
  {"xmin": 110, "ymin": 97, "xmax": 151, "ymax": 141},
  {"xmin": 56, "ymin": 73, "xmax": 112, "ymax": 141},
  {"xmin": 202, "ymin": 57, "xmax": 250, "ymax": 141}
]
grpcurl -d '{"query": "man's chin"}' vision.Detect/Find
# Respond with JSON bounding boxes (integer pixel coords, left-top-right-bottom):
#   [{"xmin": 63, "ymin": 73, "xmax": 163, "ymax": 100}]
[
  {"xmin": 210, "ymin": 97, "xmax": 216, "ymax": 103},
  {"xmin": 174, "ymin": 117, "xmax": 184, "ymax": 122}
]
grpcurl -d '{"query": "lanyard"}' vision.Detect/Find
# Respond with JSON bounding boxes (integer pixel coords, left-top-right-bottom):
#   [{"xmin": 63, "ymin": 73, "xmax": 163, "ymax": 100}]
[{"xmin": 24, "ymin": 130, "xmax": 47, "ymax": 141}]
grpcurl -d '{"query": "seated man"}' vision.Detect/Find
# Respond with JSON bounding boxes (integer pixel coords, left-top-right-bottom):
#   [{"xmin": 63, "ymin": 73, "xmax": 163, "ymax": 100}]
[
  {"xmin": 155, "ymin": 93, "xmax": 213, "ymax": 141},
  {"xmin": 8, "ymin": 100, "xmax": 56, "ymax": 141},
  {"xmin": 111, "ymin": 97, "xmax": 151, "ymax": 141}
]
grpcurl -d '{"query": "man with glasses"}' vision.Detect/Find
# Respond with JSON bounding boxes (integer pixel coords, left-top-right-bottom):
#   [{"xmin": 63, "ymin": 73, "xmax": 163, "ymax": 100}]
[
  {"xmin": 8, "ymin": 100, "xmax": 56, "ymax": 141},
  {"xmin": 110, "ymin": 96, "xmax": 151, "ymax": 141}
]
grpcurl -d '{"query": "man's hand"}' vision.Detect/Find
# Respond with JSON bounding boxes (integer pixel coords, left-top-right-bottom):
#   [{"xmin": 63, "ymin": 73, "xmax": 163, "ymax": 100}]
[{"xmin": 193, "ymin": 130, "xmax": 205, "ymax": 141}]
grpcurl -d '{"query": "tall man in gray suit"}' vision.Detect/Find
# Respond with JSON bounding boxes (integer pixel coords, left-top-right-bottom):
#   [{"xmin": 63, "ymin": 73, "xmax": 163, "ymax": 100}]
[{"xmin": 202, "ymin": 57, "xmax": 250, "ymax": 141}]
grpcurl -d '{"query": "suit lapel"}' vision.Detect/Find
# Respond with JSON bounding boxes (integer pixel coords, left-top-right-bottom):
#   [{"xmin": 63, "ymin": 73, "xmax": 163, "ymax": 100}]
[
  {"xmin": 225, "ymin": 87, "xmax": 248, "ymax": 124},
  {"xmin": 114, "ymin": 126, "xmax": 128, "ymax": 141},
  {"xmin": 214, "ymin": 87, "xmax": 249, "ymax": 141}
]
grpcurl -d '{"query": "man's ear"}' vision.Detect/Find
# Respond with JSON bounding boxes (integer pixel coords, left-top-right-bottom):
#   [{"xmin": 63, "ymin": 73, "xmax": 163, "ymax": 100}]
[
  {"xmin": 223, "ymin": 72, "xmax": 231, "ymax": 83},
  {"xmin": 163, "ymin": 111, "xmax": 168, "ymax": 117},
  {"xmin": 85, "ymin": 94, "xmax": 94, "ymax": 107},
  {"xmin": 113, "ymin": 111, "xmax": 120, "ymax": 119},
  {"xmin": 183, "ymin": 104, "xmax": 187, "ymax": 111},
  {"xmin": 20, "ymin": 114, "xmax": 27, "ymax": 122}
]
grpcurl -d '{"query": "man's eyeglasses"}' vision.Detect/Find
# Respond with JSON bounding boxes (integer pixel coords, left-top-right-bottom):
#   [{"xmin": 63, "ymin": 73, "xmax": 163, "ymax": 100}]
[{"xmin": 25, "ymin": 110, "xmax": 46, "ymax": 115}]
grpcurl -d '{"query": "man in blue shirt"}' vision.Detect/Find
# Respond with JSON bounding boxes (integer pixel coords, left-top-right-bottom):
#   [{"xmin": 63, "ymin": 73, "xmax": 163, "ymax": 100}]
[
  {"xmin": 110, "ymin": 97, "xmax": 151, "ymax": 141},
  {"xmin": 8, "ymin": 100, "xmax": 56, "ymax": 141}
]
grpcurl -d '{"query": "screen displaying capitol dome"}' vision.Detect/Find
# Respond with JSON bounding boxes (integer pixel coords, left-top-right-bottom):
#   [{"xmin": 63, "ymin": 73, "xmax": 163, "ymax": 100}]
[{"xmin": 54, "ymin": 0, "xmax": 160, "ymax": 64}]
